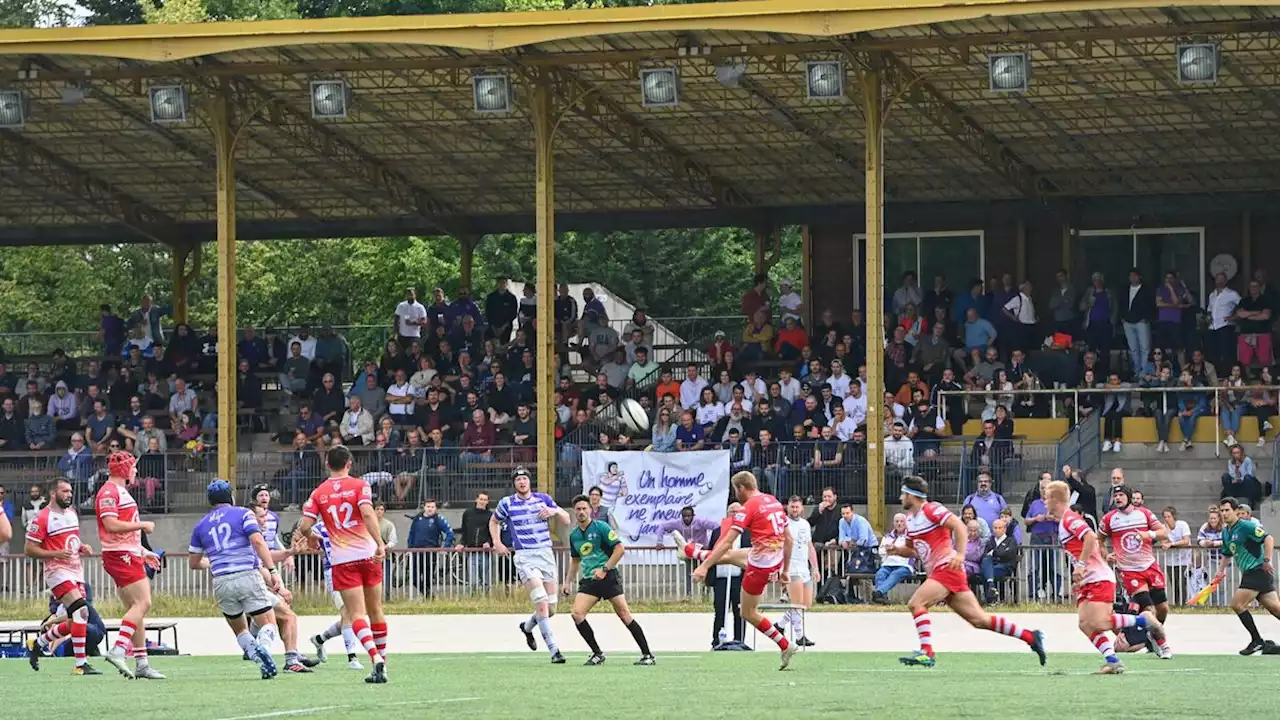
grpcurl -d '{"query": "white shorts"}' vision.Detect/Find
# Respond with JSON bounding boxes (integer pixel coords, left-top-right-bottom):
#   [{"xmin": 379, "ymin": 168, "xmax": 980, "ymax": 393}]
[
  {"xmin": 213, "ymin": 570, "xmax": 280, "ymax": 618},
  {"xmin": 789, "ymin": 568, "xmax": 812, "ymax": 584},
  {"xmin": 513, "ymin": 547, "xmax": 558, "ymax": 585},
  {"xmin": 324, "ymin": 570, "xmax": 344, "ymax": 609}
]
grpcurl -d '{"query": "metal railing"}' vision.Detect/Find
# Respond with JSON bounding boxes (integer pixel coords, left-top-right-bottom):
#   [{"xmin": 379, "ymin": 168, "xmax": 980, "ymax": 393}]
[
  {"xmin": 6, "ymin": 438, "xmax": 1064, "ymax": 513},
  {"xmin": 1055, "ymin": 410, "xmax": 1102, "ymax": 476},
  {"xmin": 938, "ymin": 384, "xmax": 1280, "ymax": 457},
  {"xmin": 0, "ymin": 544, "xmax": 1241, "ymax": 607}
]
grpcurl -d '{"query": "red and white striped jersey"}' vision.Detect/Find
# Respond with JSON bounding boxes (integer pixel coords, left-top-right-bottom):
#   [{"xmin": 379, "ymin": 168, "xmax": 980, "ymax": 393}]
[
  {"xmin": 26, "ymin": 506, "xmax": 84, "ymax": 587},
  {"xmin": 303, "ymin": 475, "xmax": 376, "ymax": 566},
  {"xmin": 1099, "ymin": 506, "xmax": 1163, "ymax": 572},
  {"xmin": 96, "ymin": 481, "xmax": 143, "ymax": 555},
  {"xmin": 905, "ymin": 501, "xmax": 956, "ymax": 573},
  {"xmin": 1058, "ymin": 509, "xmax": 1112, "ymax": 585}
]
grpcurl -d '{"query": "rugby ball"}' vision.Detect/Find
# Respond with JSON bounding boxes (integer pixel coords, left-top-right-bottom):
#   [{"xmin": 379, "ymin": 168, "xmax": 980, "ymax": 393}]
[{"xmin": 618, "ymin": 397, "xmax": 650, "ymax": 435}]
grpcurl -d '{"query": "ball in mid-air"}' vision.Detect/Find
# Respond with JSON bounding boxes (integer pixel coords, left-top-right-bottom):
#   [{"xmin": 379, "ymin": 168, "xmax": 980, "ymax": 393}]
[{"xmin": 618, "ymin": 398, "xmax": 650, "ymax": 435}]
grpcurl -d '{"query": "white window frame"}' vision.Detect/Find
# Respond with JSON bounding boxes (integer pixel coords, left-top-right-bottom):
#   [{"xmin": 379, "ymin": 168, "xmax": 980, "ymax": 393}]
[
  {"xmin": 1076, "ymin": 226, "xmax": 1206, "ymax": 302},
  {"xmin": 851, "ymin": 230, "xmax": 986, "ymax": 310}
]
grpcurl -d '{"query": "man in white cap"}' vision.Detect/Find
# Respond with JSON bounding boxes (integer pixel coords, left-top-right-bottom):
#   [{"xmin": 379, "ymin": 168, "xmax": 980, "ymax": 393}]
[{"xmin": 778, "ymin": 279, "xmax": 804, "ymax": 326}]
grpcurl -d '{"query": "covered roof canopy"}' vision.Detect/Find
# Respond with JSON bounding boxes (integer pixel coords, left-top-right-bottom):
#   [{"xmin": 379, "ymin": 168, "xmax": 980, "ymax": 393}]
[{"xmin": 1, "ymin": 0, "xmax": 1279, "ymax": 244}]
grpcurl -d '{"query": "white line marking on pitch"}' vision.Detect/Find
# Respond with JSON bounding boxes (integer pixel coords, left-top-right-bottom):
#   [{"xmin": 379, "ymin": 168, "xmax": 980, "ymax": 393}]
[{"xmin": 214, "ymin": 697, "xmax": 481, "ymax": 720}]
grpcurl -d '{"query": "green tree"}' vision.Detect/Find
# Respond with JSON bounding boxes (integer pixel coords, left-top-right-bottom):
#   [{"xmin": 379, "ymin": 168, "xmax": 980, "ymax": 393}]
[{"xmin": 0, "ymin": 0, "xmax": 72, "ymax": 27}]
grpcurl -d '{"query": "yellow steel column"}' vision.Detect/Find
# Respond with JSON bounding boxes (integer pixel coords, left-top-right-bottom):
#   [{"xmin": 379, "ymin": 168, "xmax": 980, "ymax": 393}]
[
  {"xmin": 458, "ymin": 234, "xmax": 478, "ymax": 293},
  {"xmin": 863, "ymin": 56, "xmax": 887, "ymax": 532},
  {"xmin": 532, "ymin": 70, "xmax": 557, "ymax": 499},
  {"xmin": 171, "ymin": 245, "xmax": 190, "ymax": 324},
  {"xmin": 212, "ymin": 83, "xmax": 239, "ymax": 488},
  {"xmin": 801, "ymin": 225, "xmax": 813, "ymax": 328}
]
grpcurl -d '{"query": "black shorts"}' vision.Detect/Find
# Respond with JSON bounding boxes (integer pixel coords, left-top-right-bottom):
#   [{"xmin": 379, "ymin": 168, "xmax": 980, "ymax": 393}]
[
  {"xmin": 1240, "ymin": 568, "xmax": 1276, "ymax": 595},
  {"xmin": 578, "ymin": 570, "xmax": 624, "ymax": 600}
]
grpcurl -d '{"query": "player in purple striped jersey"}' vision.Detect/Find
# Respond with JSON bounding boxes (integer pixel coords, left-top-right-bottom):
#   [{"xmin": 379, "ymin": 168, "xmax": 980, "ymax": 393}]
[
  {"xmin": 492, "ymin": 467, "xmax": 570, "ymax": 663},
  {"xmin": 309, "ymin": 519, "xmax": 364, "ymax": 670},
  {"xmin": 188, "ymin": 480, "xmax": 282, "ymax": 680}
]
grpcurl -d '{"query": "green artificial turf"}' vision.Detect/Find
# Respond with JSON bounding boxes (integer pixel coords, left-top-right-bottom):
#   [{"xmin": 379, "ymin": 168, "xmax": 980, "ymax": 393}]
[{"xmin": 3, "ymin": 650, "xmax": 1274, "ymax": 719}]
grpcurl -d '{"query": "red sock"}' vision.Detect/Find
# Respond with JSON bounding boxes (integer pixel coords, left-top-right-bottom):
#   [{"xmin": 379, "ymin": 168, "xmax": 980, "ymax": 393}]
[
  {"xmin": 351, "ymin": 618, "xmax": 383, "ymax": 664},
  {"xmin": 1090, "ymin": 632, "xmax": 1115, "ymax": 659},
  {"xmin": 913, "ymin": 609, "xmax": 933, "ymax": 657},
  {"xmin": 753, "ymin": 616, "xmax": 790, "ymax": 651},
  {"xmin": 988, "ymin": 615, "xmax": 1036, "ymax": 645},
  {"xmin": 683, "ymin": 544, "xmax": 709, "ymax": 562},
  {"xmin": 41, "ymin": 621, "xmax": 70, "ymax": 645},
  {"xmin": 1111, "ymin": 614, "xmax": 1137, "ymax": 630},
  {"xmin": 371, "ymin": 622, "xmax": 388, "ymax": 658},
  {"xmin": 70, "ymin": 617, "xmax": 87, "ymax": 664},
  {"xmin": 113, "ymin": 620, "xmax": 136, "ymax": 653}
]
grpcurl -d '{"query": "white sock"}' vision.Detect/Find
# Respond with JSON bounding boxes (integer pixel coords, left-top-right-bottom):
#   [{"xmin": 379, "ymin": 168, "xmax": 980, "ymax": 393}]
[
  {"xmin": 341, "ymin": 625, "xmax": 358, "ymax": 654},
  {"xmin": 535, "ymin": 615, "xmax": 558, "ymax": 655},
  {"xmin": 522, "ymin": 613, "xmax": 538, "ymax": 633},
  {"xmin": 791, "ymin": 610, "xmax": 804, "ymax": 634},
  {"xmin": 249, "ymin": 620, "xmax": 261, "ymax": 639},
  {"xmin": 236, "ymin": 631, "xmax": 260, "ymax": 665},
  {"xmin": 257, "ymin": 623, "xmax": 278, "ymax": 651}
]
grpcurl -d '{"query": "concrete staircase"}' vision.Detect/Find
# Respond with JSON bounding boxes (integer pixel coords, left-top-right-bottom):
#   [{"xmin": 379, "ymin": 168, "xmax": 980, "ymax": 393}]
[{"xmin": 1004, "ymin": 441, "xmax": 1277, "ymax": 521}]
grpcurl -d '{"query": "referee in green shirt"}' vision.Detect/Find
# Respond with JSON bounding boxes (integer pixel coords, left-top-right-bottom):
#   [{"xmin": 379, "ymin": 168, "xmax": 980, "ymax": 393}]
[
  {"xmin": 1220, "ymin": 497, "xmax": 1280, "ymax": 655},
  {"xmin": 565, "ymin": 495, "xmax": 655, "ymax": 666}
]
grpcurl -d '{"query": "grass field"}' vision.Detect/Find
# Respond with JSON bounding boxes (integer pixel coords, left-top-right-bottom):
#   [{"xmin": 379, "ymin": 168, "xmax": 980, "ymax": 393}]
[{"xmin": 4, "ymin": 650, "xmax": 1276, "ymax": 720}]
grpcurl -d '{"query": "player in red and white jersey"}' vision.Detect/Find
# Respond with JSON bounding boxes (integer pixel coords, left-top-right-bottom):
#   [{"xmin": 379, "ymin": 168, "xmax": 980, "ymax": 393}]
[
  {"xmin": 294, "ymin": 445, "xmax": 389, "ymax": 684},
  {"xmin": 1099, "ymin": 484, "xmax": 1174, "ymax": 658},
  {"xmin": 96, "ymin": 451, "xmax": 163, "ymax": 680},
  {"xmin": 1044, "ymin": 481, "xmax": 1166, "ymax": 674},
  {"xmin": 24, "ymin": 479, "xmax": 100, "ymax": 675},
  {"xmin": 681, "ymin": 471, "xmax": 797, "ymax": 669},
  {"xmin": 895, "ymin": 476, "xmax": 1046, "ymax": 667}
]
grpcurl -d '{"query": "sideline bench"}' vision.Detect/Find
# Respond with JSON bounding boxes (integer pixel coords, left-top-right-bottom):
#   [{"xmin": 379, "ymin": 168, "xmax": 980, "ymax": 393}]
[{"xmin": 0, "ymin": 620, "xmax": 180, "ymax": 656}]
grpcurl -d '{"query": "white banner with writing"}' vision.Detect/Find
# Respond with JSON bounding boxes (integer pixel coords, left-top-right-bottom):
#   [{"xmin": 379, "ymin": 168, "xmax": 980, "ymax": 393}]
[{"xmin": 581, "ymin": 450, "xmax": 730, "ymax": 565}]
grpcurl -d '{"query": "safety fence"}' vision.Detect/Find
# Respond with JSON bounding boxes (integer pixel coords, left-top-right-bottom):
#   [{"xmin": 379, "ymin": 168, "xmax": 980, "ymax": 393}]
[
  {"xmin": 9, "ymin": 437, "xmax": 1063, "ymax": 513},
  {"xmin": 0, "ymin": 545, "xmax": 1244, "ymax": 607}
]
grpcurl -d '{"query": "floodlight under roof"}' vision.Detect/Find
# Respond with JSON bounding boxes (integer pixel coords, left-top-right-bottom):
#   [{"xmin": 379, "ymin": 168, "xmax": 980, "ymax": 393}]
[
  {"xmin": 806, "ymin": 60, "xmax": 844, "ymax": 100},
  {"xmin": 1177, "ymin": 43, "xmax": 1219, "ymax": 84},
  {"xmin": 311, "ymin": 79, "xmax": 349, "ymax": 119},
  {"xmin": 473, "ymin": 74, "xmax": 511, "ymax": 113},
  {"xmin": 988, "ymin": 52, "xmax": 1029, "ymax": 93},
  {"xmin": 149, "ymin": 85, "xmax": 187, "ymax": 124},
  {"xmin": 640, "ymin": 68, "xmax": 679, "ymax": 108}
]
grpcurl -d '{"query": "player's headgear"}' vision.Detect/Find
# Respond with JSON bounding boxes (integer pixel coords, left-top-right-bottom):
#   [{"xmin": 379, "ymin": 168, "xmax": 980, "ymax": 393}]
[
  {"xmin": 512, "ymin": 466, "xmax": 531, "ymax": 482},
  {"xmin": 901, "ymin": 475, "xmax": 929, "ymax": 499},
  {"xmin": 107, "ymin": 450, "xmax": 136, "ymax": 480},
  {"xmin": 251, "ymin": 483, "xmax": 271, "ymax": 497},
  {"xmin": 1112, "ymin": 484, "xmax": 1134, "ymax": 505},
  {"xmin": 207, "ymin": 479, "xmax": 234, "ymax": 506}
]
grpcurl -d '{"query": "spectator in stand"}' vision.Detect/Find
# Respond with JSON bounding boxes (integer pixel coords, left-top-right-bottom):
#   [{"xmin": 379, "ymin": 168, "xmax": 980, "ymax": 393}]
[
  {"xmin": 347, "ymin": 368, "xmax": 386, "ymax": 421},
  {"xmin": 962, "ymin": 472, "xmax": 1007, "ymax": 531},
  {"xmin": 674, "ymin": 409, "xmax": 705, "ymax": 451},
  {"xmin": 237, "ymin": 326, "xmax": 266, "ymax": 370},
  {"xmin": 921, "ymin": 274, "xmax": 953, "ymax": 323},
  {"xmin": 1205, "ymin": 271, "xmax": 1241, "ymax": 373},
  {"xmin": 311, "ymin": 372, "xmax": 345, "ymax": 428},
  {"xmin": 24, "ymin": 398, "xmax": 52, "ymax": 451},
  {"xmin": 125, "ymin": 414, "xmax": 165, "ymax": 458},
  {"xmin": 1155, "ymin": 270, "xmax": 1194, "ymax": 360},
  {"xmin": 553, "ymin": 283, "xmax": 578, "ymax": 345},
  {"xmin": 1098, "ymin": 372, "xmax": 1129, "ymax": 452},
  {"xmin": 952, "ymin": 279, "xmax": 987, "ymax": 330},
  {"xmin": 1219, "ymin": 363, "xmax": 1248, "ymax": 448},
  {"xmin": 956, "ymin": 307, "xmax": 997, "ymax": 367},
  {"xmin": 1222, "ymin": 444, "xmax": 1262, "ymax": 508},
  {"xmin": 295, "ymin": 403, "xmax": 324, "ymax": 446},
  {"xmin": 981, "ymin": 517, "xmax": 1019, "ymax": 603},
  {"xmin": 1080, "ymin": 272, "xmax": 1118, "ymax": 374},
  {"xmin": 711, "ymin": 370, "xmax": 737, "ymax": 406},
  {"xmin": 167, "ymin": 376, "xmax": 198, "ymax": 425},
  {"xmin": 1175, "ymin": 370, "xmax": 1208, "ymax": 450},
  {"xmin": 1048, "ymin": 269, "xmax": 1080, "ymax": 336},
  {"xmin": 451, "ymin": 314, "xmax": 484, "ymax": 356},
  {"xmin": 625, "ymin": 347, "xmax": 659, "ymax": 393},
  {"xmin": 1233, "ymin": 279, "xmax": 1274, "ymax": 368},
  {"xmin": 449, "ymin": 286, "xmax": 484, "ymax": 332},
  {"xmin": 1000, "ymin": 280, "xmax": 1038, "ymax": 355},
  {"xmin": 676, "ymin": 364, "xmax": 706, "ymax": 411},
  {"xmin": 483, "ymin": 279, "xmax": 519, "ymax": 344},
  {"xmin": 1022, "ymin": 472, "xmax": 1059, "ymax": 599},
  {"xmin": 57, "ymin": 433, "xmax": 94, "ymax": 490},
  {"xmin": 892, "ymin": 271, "xmax": 923, "ymax": 315},
  {"xmin": 776, "ymin": 279, "xmax": 803, "ymax": 326},
  {"xmin": 127, "ymin": 294, "xmax": 170, "ymax": 344},
  {"xmin": 650, "ymin": 408, "xmax": 677, "ymax": 452},
  {"xmin": 1122, "ymin": 268, "xmax": 1157, "ymax": 374},
  {"xmin": 100, "ymin": 303, "xmax": 126, "ymax": 356},
  {"xmin": 873, "ymin": 512, "xmax": 913, "ymax": 603},
  {"xmin": 407, "ymin": 499, "xmax": 454, "ymax": 597},
  {"xmin": 694, "ymin": 387, "xmax": 725, "ymax": 436},
  {"xmin": 18, "ymin": 362, "xmax": 45, "ymax": 398},
  {"xmin": 898, "ymin": 303, "xmax": 925, "ymax": 348},
  {"xmin": 279, "ymin": 341, "xmax": 310, "ymax": 400},
  {"xmin": 340, "ymin": 396, "xmax": 375, "ymax": 446},
  {"xmin": 460, "ymin": 408, "xmax": 495, "ymax": 464},
  {"xmin": 385, "ymin": 368, "xmax": 415, "ymax": 425},
  {"xmin": 581, "ymin": 310, "xmax": 619, "ymax": 376},
  {"xmin": 47, "ymin": 381, "xmax": 77, "ymax": 431},
  {"xmin": 806, "ymin": 488, "xmax": 840, "ymax": 570},
  {"xmin": 0, "ymin": 363, "xmax": 15, "ymax": 399},
  {"xmin": 85, "ymin": 398, "xmax": 116, "ymax": 454},
  {"xmin": 0, "ymin": 397, "xmax": 21, "ymax": 451},
  {"xmin": 912, "ymin": 321, "xmax": 951, "ymax": 387},
  {"xmin": 740, "ymin": 307, "xmax": 774, "ymax": 365},
  {"xmin": 776, "ymin": 316, "xmax": 808, "ymax": 360},
  {"xmin": 969, "ymin": 419, "xmax": 1010, "ymax": 486},
  {"xmin": 1247, "ymin": 366, "xmax": 1277, "ymax": 447},
  {"xmin": 313, "ymin": 325, "xmax": 348, "ymax": 384},
  {"xmin": 741, "ymin": 273, "xmax": 770, "ymax": 320},
  {"xmin": 884, "ymin": 325, "xmax": 909, "ymax": 391},
  {"xmin": 620, "ymin": 308, "xmax": 655, "ymax": 352},
  {"xmin": 1186, "ymin": 348, "xmax": 1219, "ymax": 386},
  {"xmin": 601, "ymin": 348, "xmax": 631, "ymax": 390},
  {"xmin": 893, "ymin": 370, "xmax": 929, "ymax": 408}
]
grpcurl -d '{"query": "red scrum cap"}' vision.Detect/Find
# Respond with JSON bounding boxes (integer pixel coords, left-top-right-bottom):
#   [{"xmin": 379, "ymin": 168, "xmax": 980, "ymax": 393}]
[{"xmin": 108, "ymin": 450, "xmax": 137, "ymax": 479}]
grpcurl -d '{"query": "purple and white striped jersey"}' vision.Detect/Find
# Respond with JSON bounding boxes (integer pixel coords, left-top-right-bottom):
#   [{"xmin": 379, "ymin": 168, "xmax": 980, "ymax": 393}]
[
  {"xmin": 312, "ymin": 519, "xmax": 333, "ymax": 572},
  {"xmin": 189, "ymin": 505, "xmax": 262, "ymax": 577},
  {"xmin": 494, "ymin": 492, "xmax": 557, "ymax": 551}
]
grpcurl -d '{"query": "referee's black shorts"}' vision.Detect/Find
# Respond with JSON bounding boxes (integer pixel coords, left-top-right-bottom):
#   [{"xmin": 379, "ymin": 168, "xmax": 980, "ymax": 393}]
[
  {"xmin": 578, "ymin": 570, "xmax": 624, "ymax": 600},
  {"xmin": 1240, "ymin": 568, "xmax": 1276, "ymax": 596}
]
